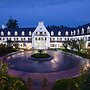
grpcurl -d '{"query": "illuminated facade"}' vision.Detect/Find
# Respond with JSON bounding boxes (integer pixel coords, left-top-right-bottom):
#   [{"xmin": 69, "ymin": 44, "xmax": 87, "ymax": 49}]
[{"xmin": 0, "ymin": 22, "xmax": 90, "ymax": 49}]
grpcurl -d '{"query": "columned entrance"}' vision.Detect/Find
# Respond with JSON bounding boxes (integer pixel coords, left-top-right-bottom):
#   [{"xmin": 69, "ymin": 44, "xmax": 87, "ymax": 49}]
[{"xmin": 33, "ymin": 36, "xmax": 49, "ymax": 49}]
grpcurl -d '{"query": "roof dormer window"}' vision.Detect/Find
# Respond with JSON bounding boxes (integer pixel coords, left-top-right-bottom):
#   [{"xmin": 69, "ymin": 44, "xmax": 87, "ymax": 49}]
[
  {"xmin": 1, "ymin": 31, "xmax": 4, "ymax": 36},
  {"xmin": 65, "ymin": 31, "xmax": 68, "ymax": 36},
  {"xmin": 7, "ymin": 31, "xmax": 11, "ymax": 36},
  {"xmin": 14, "ymin": 31, "xmax": 18, "ymax": 36},
  {"xmin": 81, "ymin": 28, "xmax": 84, "ymax": 34},
  {"xmin": 22, "ymin": 31, "xmax": 25, "ymax": 36},
  {"xmin": 74, "ymin": 30, "xmax": 76, "ymax": 35},
  {"xmin": 58, "ymin": 31, "xmax": 61, "ymax": 36},
  {"xmin": 29, "ymin": 31, "xmax": 31, "ymax": 35},
  {"xmin": 51, "ymin": 31, "xmax": 54, "ymax": 35},
  {"xmin": 87, "ymin": 26, "xmax": 90, "ymax": 33},
  {"xmin": 77, "ymin": 29, "xmax": 80, "ymax": 35}
]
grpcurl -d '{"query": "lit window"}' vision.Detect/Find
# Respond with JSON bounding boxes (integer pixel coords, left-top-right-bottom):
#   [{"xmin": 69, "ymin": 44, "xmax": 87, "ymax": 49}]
[
  {"xmin": 35, "ymin": 37, "xmax": 37, "ymax": 40},
  {"xmin": 71, "ymin": 31, "xmax": 73, "ymax": 35},
  {"xmin": 74, "ymin": 30, "xmax": 76, "ymax": 35},
  {"xmin": 58, "ymin": 31, "xmax": 61, "ymax": 36},
  {"xmin": 51, "ymin": 31, "xmax": 54, "ymax": 35},
  {"xmin": 29, "ymin": 31, "xmax": 31, "ymax": 35},
  {"xmin": 65, "ymin": 31, "xmax": 68, "ymax": 36},
  {"xmin": 77, "ymin": 29, "xmax": 79, "ymax": 35},
  {"xmin": 14, "ymin": 31, "xmax": 18, "ymax": 36},
  {"xmin": 22, "ymin": 31, "xmax": 25, "ymax": 36},
  {"xmin": 7, "ymin": 31, "xmax": 11, "ymax": 36},
  {"xmin": 87, "ymin": 26, "xmax": 90, "ymax": 33},
  {"xmin": 82, "ymin": 28, "xmax": 84, "ymax": 34},
  {"xmin": 38, "ymin": 32, "xmax": 40, "ymax": 35},
  {"xmin": 1, "ymin": 31, "xmax": 4, "ymax": 36}
]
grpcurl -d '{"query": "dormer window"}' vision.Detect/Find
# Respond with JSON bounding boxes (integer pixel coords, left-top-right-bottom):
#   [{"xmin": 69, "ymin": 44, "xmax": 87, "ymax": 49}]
[
  {"xmin": 1, "ymin": 31, "xmax": 4, "ymax": 36},
  {"xmin": 74, "ymin": 30, "xmax": 76, "ymax": 35},
  {"xmin": 7, "ymin": 31, "xmax": 11, "ymax": 36},
  {"xmin": 65, "ymin": 31, "xmax": 68, "ymax": 36},
  {"xmin": 29, "ymin": 31, "xmax": 31, "ymax": 35},
  {"xmin": 14, "ymin": 31, "xmax": 18, "ymax": 36},
  {"xmin": 71, "ymin": 31, "xmax": 73, "ymax": 35},
  {"xmin": 22, "ymin": 31, "xmax": 25, "ymax": 36},
  {"xmin": 58, "ymin": 31, "xmax": 61, "ymax": 36},
  {"xmin": 82, "ymin": 28, "xmax": 84, "ymax": 34},
  {"xmin": 87, "ymin": 26, "xmax": 90, "ymax": 33},
  {"xmin": 77, "ymin": 29, "xmax": 80, "ymax": 35},
  {"xmin": 51, "ymin": 31, "xmax": 54, "ymax": 35}
]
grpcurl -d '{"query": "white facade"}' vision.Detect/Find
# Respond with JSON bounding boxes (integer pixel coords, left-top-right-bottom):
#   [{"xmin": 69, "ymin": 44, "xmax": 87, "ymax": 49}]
[
  {"xmin": 0, "ymin": 22, "xmax": 90, "ymax": 49},
  {"xmin": 32, "ymin": 22, "xmax": 50, "ymax": 49}
]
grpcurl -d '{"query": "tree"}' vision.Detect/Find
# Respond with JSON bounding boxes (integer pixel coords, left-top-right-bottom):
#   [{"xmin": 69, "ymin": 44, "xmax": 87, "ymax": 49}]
[
  {"xmin": 27, "ymin": 77, "xmax": 33, "ymax": 86},
  {"xmin": 63, "ymin": 41, "xmax": 69, "ymax": 50},
  {"xmin": 6, "ymin": 17, "xmax": 19, "ymax": 28},
  {"xmin": 68, "ymin": 40, "xmax": 76, "ymax": 51},
  {"xmin": 42, "ymin": 78, "xmax": 48, "ymax": 86},
  {"xmin": 13, "ymin": 42, "xmax": 19, "ymax": 49},
  {"xmin": 77, "ymin": 39, "xmax": 86, "ymax": 52},
  {"xmin": 6, "ymin": 40, "xmax": 13, "ymax": 47}
]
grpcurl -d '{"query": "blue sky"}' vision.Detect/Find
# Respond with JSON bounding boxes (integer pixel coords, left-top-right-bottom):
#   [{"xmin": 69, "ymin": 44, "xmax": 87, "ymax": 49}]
[{"xmin": 0, "ymin": 0, "xmax": 90, "ymax": 27}]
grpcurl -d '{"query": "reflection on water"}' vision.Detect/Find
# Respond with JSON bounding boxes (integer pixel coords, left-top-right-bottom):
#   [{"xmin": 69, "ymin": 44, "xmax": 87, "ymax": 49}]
[{"xmin": 5, "ymin": 50, "xmax": 83, "ymax": 73}]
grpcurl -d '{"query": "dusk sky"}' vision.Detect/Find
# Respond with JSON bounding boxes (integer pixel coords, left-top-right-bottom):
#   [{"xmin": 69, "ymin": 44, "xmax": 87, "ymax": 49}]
[{"xmin": 0, "ymin": 0, "xmax": 90, "ymax": 27}]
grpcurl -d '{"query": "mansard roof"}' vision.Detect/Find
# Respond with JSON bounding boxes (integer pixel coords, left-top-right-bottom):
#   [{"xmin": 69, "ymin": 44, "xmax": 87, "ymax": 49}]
[{"xmin": 0, "ymin": 23, "xmax": 90, "ymax": 37}]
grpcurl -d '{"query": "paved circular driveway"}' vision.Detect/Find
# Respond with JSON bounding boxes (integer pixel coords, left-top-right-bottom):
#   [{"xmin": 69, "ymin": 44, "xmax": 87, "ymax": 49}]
[
  {"xmin": 5, "ymin": 50, "xmax": 83, "ymax": 73},
  {"xmin": 3, "ymin": 50, "xmax": 86, "ymax": 85}
]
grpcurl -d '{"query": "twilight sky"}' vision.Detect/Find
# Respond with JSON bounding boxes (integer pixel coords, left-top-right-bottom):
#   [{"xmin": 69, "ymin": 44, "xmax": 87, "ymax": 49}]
[{"xmin": 0, "ymin": 0, "xmax": 90, "ymax": 27}]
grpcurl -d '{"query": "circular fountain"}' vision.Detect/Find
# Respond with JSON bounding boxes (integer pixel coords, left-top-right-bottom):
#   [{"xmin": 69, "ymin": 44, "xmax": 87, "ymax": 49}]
[
  {"xmin": 28, "ymin": 50, "xmax": 54, "ymax": 61},
  {"xmin": 4, "ymin": 50, "xmax": 84, "ymax": 73}
]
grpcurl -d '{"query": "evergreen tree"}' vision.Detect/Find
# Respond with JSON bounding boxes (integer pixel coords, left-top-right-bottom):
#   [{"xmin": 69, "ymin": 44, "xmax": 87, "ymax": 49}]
[{"xmin": 6, "ymin": 17, "xmax": 19, "ymax": 28}]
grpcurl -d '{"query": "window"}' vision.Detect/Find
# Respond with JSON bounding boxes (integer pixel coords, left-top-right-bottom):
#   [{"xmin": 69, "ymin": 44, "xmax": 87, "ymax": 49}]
[
  {"xmin": 14, "ymin": 31, "xmax": 18, "ymax": 36},
  {"xmin": 87, "ymin": 26, "xmax": 90, "ymax": 33},
  {"xmin": 74, "ymin": 30, "xmax": 76, "ymax": 35},
  {"xmin": 1, "ymin": 31, "xmax": 4, "ymax": 36},
  {"xmin": 88, "ymin": 37, "xmax": 90, "ymax": 41},
  {"xmin": 29, "ymin": 31, "xmax": 31, "ymax": 35},
  {"xmin": 45, "ymin": 37, "xmax": 47, "ymax": 41},
  {"xmin": 82, "ymin": 28, "xmax": 84, "ymax": 34},
  {"xmin": 88, "ymin": 43, "xmax": 90, "ymax": 46},
  {"xmin": 58, "ymin": 31, "xmax": 61, "ymax": 36},
  {"xmin": 77, "ymin": 29, "xmax": 80, "ymax": 35},
  {"xmin": 22, "ymin": 31, "xmax": 25, "ymax": 36},
  {"xmin": 65, "ymin": 31, "xmax": 68, "ymax": 36},
  {"xmin": 36, "ymin": 32, "xmax": 37, "ymax": 34},
  {"xmin": 38, "ymin": 32, "xmax": 40, "ymax": 35},
  {"xmin": 51, "ymin": 31, "xmax": 54, "ymax": 35},
  {"xmin": 39, "ymin": 37, "xmax": 40, "ymax": 40},
  {"xmin": 40, "ymin": 32, "xmax": 42, "ymax": 35},
  {"xmin": 71, "ymin": 31, "xmax": 73, "ymax": 35},
  {"xmin": 35, "ymin": 37, "xmax": 37, "ymax": 40},
  {"xmin": 7, "ymin": 31, "xmax": 11, "ymax": 36}
]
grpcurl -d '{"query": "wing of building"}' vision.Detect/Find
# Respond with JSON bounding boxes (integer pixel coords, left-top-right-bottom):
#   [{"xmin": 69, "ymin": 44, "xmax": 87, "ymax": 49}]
[{"xmin": 0, "ymin": 22, "xmax": 90, "ymax": 49}]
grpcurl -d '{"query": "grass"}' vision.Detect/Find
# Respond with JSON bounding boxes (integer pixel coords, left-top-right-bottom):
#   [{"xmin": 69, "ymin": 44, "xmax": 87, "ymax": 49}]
[
  {"xmin": 58, "ymin": 48, "xmax": 90, "ymax": 59},
  {"xmin": 52, "ymin": 71, "xmax": 90, "ymax": 90},
  {"xmin": 0, "ymin": 46, "xmax": 17, "ymax": 56},
  {"xmin": 0, "ymin": 75, "xmax": 27, "ymax": 90}
]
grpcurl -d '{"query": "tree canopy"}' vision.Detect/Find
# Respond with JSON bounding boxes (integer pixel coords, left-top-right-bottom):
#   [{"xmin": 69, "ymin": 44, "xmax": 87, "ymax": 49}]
[{"xmin": 6, "ymin": 17, "xmax": 19, "ymax": 28}]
